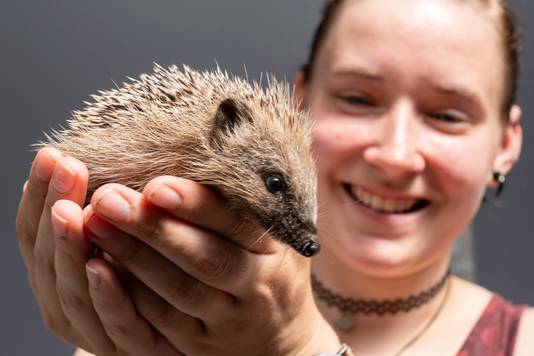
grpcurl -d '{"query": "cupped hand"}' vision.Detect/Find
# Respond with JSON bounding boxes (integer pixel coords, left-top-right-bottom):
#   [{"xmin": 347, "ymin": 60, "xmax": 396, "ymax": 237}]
[
  {"xmin": 16, "ymin": 148, "xmax": 101, "ymax": 351},
  {"xmin": 81, "ymin": 176, "xmax": 340, "ymax": 355},
  {"xmin": 16, "ymin": 149, "xmax": 339, "ymax": 355},
  {"xmin": 16, "ymin": 149, "xmax": 183, "ymax": 355}
]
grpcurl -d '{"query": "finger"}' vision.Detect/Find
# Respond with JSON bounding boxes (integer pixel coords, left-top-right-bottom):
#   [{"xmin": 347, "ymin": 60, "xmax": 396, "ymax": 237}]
[
  {"xmin": 51, "ymin": 200, "xmax": 114, "ymax": 354},
  {"xmin": 85, "ymin": 207, "xmax": 238, "ymax": 321},
  {"xmin": 16, "ymin": 147, "xmax": 63, "ymax": 282},
  {"xmin": 90, "ymin": 184, "xmax": 268, "ymax": 294},
  {"xmin": 33, "ymin": 156, "xmax": 89, "ymax": 338},
  {"xmin": 117, "ymin": 264, "xmax": 209, "ymax": 356},
  {"xmin": 86, "ymin": 258, "xmax": 183, "ymax": 356},
  {"xmin": 143, "ymin": 176, "xmax": 278, "ymax": 254}
]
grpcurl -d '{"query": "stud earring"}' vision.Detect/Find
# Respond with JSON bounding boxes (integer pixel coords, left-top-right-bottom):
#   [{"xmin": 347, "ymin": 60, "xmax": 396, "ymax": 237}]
[{"xmin": 492, "ymin": 171, "xmax": 506, "ymax": 198}]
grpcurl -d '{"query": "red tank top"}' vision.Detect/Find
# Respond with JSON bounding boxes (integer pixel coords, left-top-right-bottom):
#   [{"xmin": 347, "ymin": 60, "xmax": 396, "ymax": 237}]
[{"xmin": 457, "ymin": 294, "xmax": 527, "ymax": 356}]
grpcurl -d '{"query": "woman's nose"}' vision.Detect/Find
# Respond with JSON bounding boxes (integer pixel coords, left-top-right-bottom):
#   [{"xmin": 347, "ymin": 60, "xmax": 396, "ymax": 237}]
[{"xmin": 363, "ymin": 102, "xmax": 425, "ymax": 178}]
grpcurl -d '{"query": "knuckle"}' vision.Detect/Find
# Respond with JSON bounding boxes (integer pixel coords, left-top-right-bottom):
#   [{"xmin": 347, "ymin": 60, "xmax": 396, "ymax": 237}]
[
  {"xmin": 16, "ymin": 216, "xmax": 34, "ymax": 249},
  {"xmin": 57, "ymin": 247, "xmax": 79, "ymax": 266},
  {"xmin": 143, "ymin": 303, "xmax": 175, "ymax": 330},
  {"xmin": 57, "ymin": 287, "xmax": 87, "ymax": 312},
  {"xmin": 25, "ymin": 180, "xmax": 48, "ymax": 201},
  {"xmin": 194, "ymin": 245, "xmax": 233, "ymax": 279},
  {"xmin": 116, "ymin": 238, "xmax": 144, "ymax": 265},
  {"xmin": 92, "ymin": 293, "xmax": 116, "ymax": 311},
  {"xmin": 105, "ymin": 321, "xmax": 131, "ymax": 341},
  {"xmin": 251, "ymin": 283, "xmax": 275, "ymax": 307},
  {"xmin": 144, "ymin": 220, "xmax": 162, "ymax": 243},
  {"xmin": 34, "ymin": 252, "xmax": 57, "ymax": 280},
  {"xmin": 169, "ymin": 278, "xmax": 206, "ymax": 305},
  {"xmin": 138, "ymin": 210, "xmax": 167, "ymax": 243}
]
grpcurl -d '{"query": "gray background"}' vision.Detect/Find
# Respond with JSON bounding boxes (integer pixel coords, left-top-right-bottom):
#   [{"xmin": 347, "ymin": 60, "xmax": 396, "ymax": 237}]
[{"xmin": 1, "ymin": 1, "xmax": 532, "ymax": 355}]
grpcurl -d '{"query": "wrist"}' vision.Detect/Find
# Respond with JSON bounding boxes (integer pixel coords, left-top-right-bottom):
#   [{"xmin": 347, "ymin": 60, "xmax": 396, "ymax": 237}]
[{"xmin": 293, "ymin": 313, "xmax": 343, "ymax": 356}]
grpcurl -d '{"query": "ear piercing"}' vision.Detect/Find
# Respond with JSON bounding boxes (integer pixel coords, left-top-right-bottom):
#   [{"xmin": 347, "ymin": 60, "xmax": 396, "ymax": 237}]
[{"xmin": 493, "ymin": 171, "xmax": 506, "ymax": 198}]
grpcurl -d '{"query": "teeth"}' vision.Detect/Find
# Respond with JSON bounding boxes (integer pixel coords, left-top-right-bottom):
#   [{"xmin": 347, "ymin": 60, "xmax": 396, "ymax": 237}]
[{"xmin": 350, "ymin": 186, "xmax": 419, "ymax": 213}]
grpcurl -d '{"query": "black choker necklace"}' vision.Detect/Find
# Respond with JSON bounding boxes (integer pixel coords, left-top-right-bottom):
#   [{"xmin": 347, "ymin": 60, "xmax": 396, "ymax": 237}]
[{"xmin": 311, "ymin": 270, "xmax": 450, "ymax": 331}]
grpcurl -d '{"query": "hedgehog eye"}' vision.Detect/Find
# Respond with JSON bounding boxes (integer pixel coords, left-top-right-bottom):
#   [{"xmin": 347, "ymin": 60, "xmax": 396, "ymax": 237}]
[{"xmin": 265, "ymin": 174, "xmax": 286, "ymax": 194}]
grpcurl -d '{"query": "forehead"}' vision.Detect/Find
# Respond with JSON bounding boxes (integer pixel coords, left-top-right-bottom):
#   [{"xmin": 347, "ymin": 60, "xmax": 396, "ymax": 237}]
[{"xmin": 317, "ymin": 0, "xmax": 505, "ymax": 113}]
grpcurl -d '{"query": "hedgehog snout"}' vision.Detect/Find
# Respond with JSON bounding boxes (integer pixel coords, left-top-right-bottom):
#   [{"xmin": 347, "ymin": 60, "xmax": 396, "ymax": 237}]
[{"xmin": 297, "ymin": 234, "xmax": 321, "ymax": 257}]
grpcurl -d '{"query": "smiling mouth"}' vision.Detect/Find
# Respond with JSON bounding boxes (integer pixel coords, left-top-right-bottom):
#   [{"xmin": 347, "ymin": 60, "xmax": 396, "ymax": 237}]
[{"xmin": 344, "ymin": 184, "xmax": 430, "ymax": 214}]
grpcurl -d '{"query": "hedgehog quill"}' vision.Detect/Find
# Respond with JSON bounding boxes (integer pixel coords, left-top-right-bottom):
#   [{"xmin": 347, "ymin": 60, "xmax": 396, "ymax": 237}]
[{"xmin": 38, "ymin": 64, "xmax": 320, "ymax": 257}]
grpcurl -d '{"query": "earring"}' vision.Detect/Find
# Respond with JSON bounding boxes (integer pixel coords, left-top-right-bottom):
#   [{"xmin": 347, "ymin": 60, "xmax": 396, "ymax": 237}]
[{"xmin": 492, "ymin": 171, "xmax": 506, "ymax": 198}]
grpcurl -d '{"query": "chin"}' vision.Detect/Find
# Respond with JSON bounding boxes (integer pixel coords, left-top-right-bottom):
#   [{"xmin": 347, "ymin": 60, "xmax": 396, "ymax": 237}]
[{"xmin": 324, "ymin": 230, "xmax": 436, "ymax": 277}]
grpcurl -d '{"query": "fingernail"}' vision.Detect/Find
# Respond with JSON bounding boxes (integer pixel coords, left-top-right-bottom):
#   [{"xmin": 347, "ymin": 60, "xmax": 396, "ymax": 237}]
[
  {"xmin": 95, "ymin": 189, "xmax": 131, "ymax": 222},
  {"xmin": 86, "ymin": 214, "xmax": 115, "ymax": 240},
  {"xmin": 86, "ymin": 262, "xmax": 100, "ymax": 288},
  {"xmin": 51, "ymin": 207, "xmax": 69, "ymax": 238},
  {"xmin": 149, "ymin": 184, "xmax": 182, "ymax": 209},
  {"xmin": 23, "ymin": 180, "xmax": 28, "ymax": 192},
  {"xmin": 53, "ymin": 161, "xmax": 75, "ymax": 194}
]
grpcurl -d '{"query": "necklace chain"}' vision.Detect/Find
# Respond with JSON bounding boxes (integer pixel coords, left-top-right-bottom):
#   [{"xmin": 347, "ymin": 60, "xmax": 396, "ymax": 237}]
[
  {"xmin": 311, "ymin": 270, "xmax": 450, "ymax": 316},
  {"xmin": 311, "ymin": 270, "xmax": 452, "ymax": 355},
  {"xmin": 392, "ymin": 278, "xmax": 451, "ymax": 356}
]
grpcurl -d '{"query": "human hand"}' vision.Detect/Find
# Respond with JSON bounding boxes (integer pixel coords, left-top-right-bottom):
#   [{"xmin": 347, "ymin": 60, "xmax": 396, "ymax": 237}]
[
  {"xmin": 17, "ymin": 149, "xmax": 339, "ymax": 355},
  {"xmin": 15, "ymin": 148, "xmax": 100, "ymax": 351},
  {"xmin": 80, "ymin": 176, "xmax": 340, "ymax": 355},
  {"xmin": 16, "ymin": 149, "xmax": 194, "ymax": 355}
]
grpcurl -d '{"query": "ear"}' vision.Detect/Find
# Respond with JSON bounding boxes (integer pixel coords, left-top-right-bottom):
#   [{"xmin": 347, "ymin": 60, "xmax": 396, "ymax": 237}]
[
  {"xmin": 294, "ymin": 71, "xmax": 308, "ymax": 111},
  {"xmin": 489, "ymin": 104, "xmax": 523, "ymax": 186},
  {"xmin": 210, "ymin": 98, "xmax": 252, "ymax": 146}
]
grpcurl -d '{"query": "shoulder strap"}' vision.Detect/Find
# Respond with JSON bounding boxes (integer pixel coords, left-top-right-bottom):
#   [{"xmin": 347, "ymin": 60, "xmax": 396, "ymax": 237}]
[{"xmin": 457, "ymin": 294, "xmax": 528, "ymax": 356}]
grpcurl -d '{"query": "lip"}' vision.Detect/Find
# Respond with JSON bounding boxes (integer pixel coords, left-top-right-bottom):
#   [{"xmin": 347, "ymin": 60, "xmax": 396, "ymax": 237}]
[
  {"xmin": 350, "ymin": 183, "xmax": 427, "ymax": 201},
  {"xmin": 342, "ymin": 183, "xmax": 431, "ymax": 218}
]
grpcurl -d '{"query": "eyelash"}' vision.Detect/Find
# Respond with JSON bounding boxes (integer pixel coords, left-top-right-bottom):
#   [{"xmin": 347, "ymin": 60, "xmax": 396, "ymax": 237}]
[
  {"xmin": 428, "ymin": 112, "xmax": 466, "ymax": 124},
  {"xmin": 335, "ymin": 93, "xmax": 471, "ymax": 126},
  {"xmin": 338, "ymin": 94, "xmax": 375, "ymax": 107}
]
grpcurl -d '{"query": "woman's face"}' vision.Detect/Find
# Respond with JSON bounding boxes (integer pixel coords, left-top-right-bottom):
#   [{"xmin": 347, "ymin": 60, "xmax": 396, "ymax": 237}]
[{"xmin": 296, "ymin": 0, "xmax": 522, "ymax": 275}]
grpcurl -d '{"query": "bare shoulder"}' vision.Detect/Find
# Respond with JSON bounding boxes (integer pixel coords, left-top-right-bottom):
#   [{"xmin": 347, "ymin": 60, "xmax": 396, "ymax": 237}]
[
  {"xmin": 432, "ymin": 277, "xmax": 493, "ymax": 354},
  {"xmin": 514, "ymin": 307, "xmax": 534, "ymax": 356},
  {"xmin": 73, "ymin": 348, "xmax": 96, "ymax": 356}
]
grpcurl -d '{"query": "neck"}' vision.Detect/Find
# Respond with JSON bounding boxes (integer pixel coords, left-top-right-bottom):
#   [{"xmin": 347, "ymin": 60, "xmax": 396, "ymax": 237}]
[
  {"xmin": 311, "ymin": 245, "xmax": 451, "ymax": 301},
  {"xmin": 311, "ymin": 247, "xmax": 453, "ymax": 353}
]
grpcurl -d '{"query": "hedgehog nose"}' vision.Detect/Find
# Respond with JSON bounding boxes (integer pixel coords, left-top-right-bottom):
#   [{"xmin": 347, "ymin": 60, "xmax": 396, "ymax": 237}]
[{"xmin": 300, "ymin": 239, "xmax": 321, "ymax": 257}]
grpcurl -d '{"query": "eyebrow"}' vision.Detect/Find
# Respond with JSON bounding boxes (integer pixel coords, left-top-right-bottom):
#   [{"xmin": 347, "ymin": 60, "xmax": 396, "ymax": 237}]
[
  {"xmin": 432, "ymin": 84, "xmax": 484, "ymax": 111},
  {"xmin": 329, "ymin": 68, "xmax": 384, "ymax": 82}
]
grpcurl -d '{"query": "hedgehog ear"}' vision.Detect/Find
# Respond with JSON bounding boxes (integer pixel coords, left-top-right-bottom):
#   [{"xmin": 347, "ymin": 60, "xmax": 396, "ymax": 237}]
[{"xmin": 210, "ymin": 98, "xmax": 253, "ymax": 146}]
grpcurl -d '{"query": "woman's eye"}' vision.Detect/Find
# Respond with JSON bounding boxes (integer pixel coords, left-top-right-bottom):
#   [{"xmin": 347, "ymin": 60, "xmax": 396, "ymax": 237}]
[
  {"xmin": 426, "ymin": 109, "xmax": 473, "ymax": 134},
  {"xmin": 429, "ymin": 112, "xmax": 465, "ymax": 124},
  {"xmin": 339, "ymin": 95, "xmax": 374, "ymax": 107}
]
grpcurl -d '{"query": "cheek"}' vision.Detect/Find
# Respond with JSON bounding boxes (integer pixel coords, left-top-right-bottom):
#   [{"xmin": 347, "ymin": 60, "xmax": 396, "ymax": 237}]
[
  {"xmin": 425, "ymin": 131, "xmax": 495, "ymax": 203},
  {"xmin": 312, "ymin": 115, "xmax": 371, "ymax": 175}
]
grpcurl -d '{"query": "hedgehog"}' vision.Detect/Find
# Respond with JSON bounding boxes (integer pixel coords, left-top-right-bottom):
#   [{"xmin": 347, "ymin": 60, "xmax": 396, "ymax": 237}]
[{"xmin": 38, "ymin": 64, "xmax": 320, "ymax": 257}]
